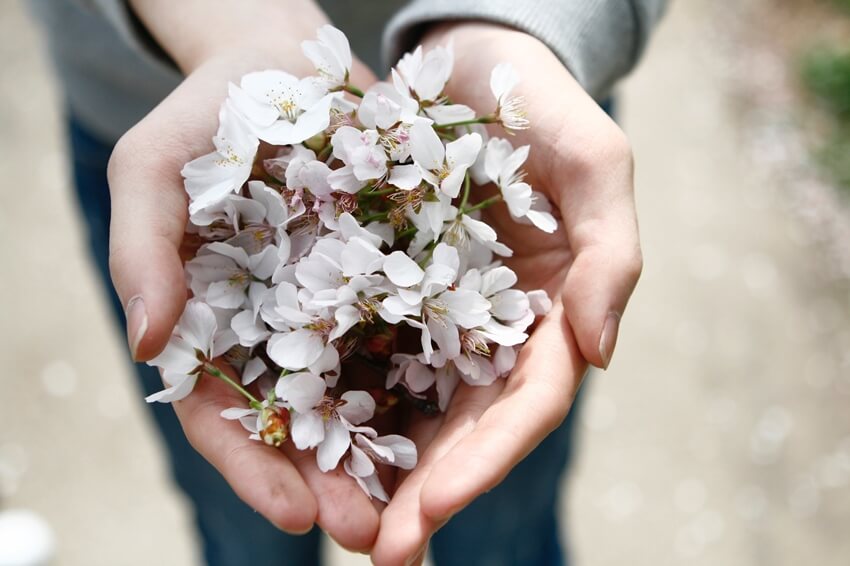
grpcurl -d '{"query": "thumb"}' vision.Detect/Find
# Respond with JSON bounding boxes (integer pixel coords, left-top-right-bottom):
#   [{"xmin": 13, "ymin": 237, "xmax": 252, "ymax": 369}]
[
  {"xmin": 561, "ymin": 240, "xmax": 642, "ymax": 369},
  {"xmin": 107, "ymin": 129, "xmax": 189, "ymax": 362}
]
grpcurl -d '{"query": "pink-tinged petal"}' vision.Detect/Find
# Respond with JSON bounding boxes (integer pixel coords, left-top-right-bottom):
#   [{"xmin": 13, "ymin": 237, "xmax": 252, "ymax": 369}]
[
  {"xmin": 409, "ymin": 119, "xmax": 444, "ymax": 171},
  {"xmin": 178, "ymin": 301, "xmax": 218, "ymax": 354},
  {"xmin": 148, "ymin": 337, "xmax": 199, "ymax": 375},
  {"xmin": 326, "ymin": 165, "xmax": 360, "ymax": 194},
  {"xmin": 330, "ymin": 305, "xmax": 360, "ymax": 341},
  {"xmin": 480, "ymin": 319, "xmax": 528, "ymax": 346},
  {"xmin": 424, "ymin": 103, "xmax": 475, "ymax": 125},
  {"xmin": 275, "ymin": 371, "xmax": 326, "ymax": 413},
  {"xmin": 317, "ymin": 418, "xmax": 350, "ymax": 472},
  {"xmin": 502, "ymin": 145, "xmax": 530, "ymax": 181},
  {"xmin": 490, "ymin": 289, "xmax": 529, "ymax": 322},
  {"xmin": 503, "ymin": 182, "xmax": 533, "ymax": 218},
  {"xmin": 490, "ymin": 62, "xmax": 519, "ymax": 102},
  {"xmin": 493, "ymin": 345, "xmax": 518, "ymax": 376},
  {"xmin": 338, "ymin": 390, "xmax": 376, "ymax": 425},
  {"xmin": 206, "ymin": 280, "xmax": 247, "ymax": 310},
  {"xmin": 526, "ymin": 209, "xmax": 558, "ymax": 233},
  {"xmin": 435, "ymin": 365, "xmax": 460, "ymax": 412},
  {"xmin": 405, "ymin": 360, "xmax": 435, "ymax": 393},
  {"xmin": 267, "ymin": 329, "xmax": 325, "ymax": 370},
  {"xmin": 427, "ymin": 317, "xmax": 461, "ymax": 359},
  {"xmin": 220, "ymin": 407, "xmax": 256, "ymax": 420},
  {"xmin": 249, "ymin": 245, "xmax": 280, "ymax": 281},
  {"xmin": 370, "ymin": 435, "xmax": 417, "ymax": 469},
  {"xmin": 480, "ymin": 266, "xmax": 517, "ymax": 296},
  {"xmin": 527, "ymin": 290, "xmax": 553, "ymax": 315},
  {"xmin": 348, "ymin": 444, "xmax": 376, "ymax": 477},
  {"xmin": 341, "ymin": 237, "xmax": 384, "ymax": 276},
  {"xmin": 442, "ymin": 289, "xmax": 491, "ymax": 329},
  {"xmin": 484, "ymin": 138, "xmax": 515, "ymax": 183},
  {"xmin": 241, "ymin": 356, "xmax": 267, "ymax": 386},
  {"xmin": 380, "ymin": 296, "xmax": 421, "ymax": 322},
  {"xmin": 431, "ymin": 242, "xmax": 460, "ymax": 273},
  {"xmin": 388, "ymin": 164, "xmax": 422, "ymax": 190},
  {"xmin": 445, "ymin": 132, "xmax": 482, "ymax": 169},
  {"xmin": 414, "ymin": 45, "xmax": 453, "ymax": 101},
  {"xmin": 344, "ymin": 459, "xmax": 389, "ymax": 502},
  {"xmin": 309, "ymin": 344, "xmax": 340, "ymax": 376},
  {"xmin": 291, "ymin": 410, "xmax": 325, "ymax": 450},
  {"xmin": 145, "ymin": 373, "xmax": 197, "ymax": 403},
  {"xmin": 383, "ymin": 251, "xmax": 424, "ymax": 287}
]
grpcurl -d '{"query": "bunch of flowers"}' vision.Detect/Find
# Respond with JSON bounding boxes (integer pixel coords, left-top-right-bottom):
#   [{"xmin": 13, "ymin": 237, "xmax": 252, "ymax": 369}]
[{"xmin": 146, "ymin": 25, "xmax": 556, "ymax": 501}]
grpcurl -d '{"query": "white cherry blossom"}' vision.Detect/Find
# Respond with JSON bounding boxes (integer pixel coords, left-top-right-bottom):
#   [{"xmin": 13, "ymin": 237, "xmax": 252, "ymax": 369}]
[
  {"xmin": 409, "ymin": 120, "xmax": 481, "ymax": 198},
  {"xmin": 490, "ymin": 62, "xmax": 529, "ymax": 131},
  {"xmin": 183, "ymin": 104, "xmax": 258, "ymax": 217},
  {"xmin": 301, "ymin": 25, "xmax": 352, "ymax": 89},
  {"xmin": 276, "ymin": 372, "xmax": 375, "ymax": 471},
  {"xmin": 229, "ymin": 70, "xmax": 334, "ymax": 146},
  {"xmin": 484, "ymin": 138, "xmax": 557, "ymax": 232},
  {"xmin": 146, "ymin": 301, "xmax": 220, "ymax": 403}
]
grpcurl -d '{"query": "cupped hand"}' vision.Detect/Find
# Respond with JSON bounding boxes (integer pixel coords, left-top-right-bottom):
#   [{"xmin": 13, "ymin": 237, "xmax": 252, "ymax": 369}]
[
  {"xmin": 370, "ymin": 23, "xmax": 642, "ymax": 565},
  {"xmin": 106, "ymin": 42, "xmax": 385, "ymax": 550}
]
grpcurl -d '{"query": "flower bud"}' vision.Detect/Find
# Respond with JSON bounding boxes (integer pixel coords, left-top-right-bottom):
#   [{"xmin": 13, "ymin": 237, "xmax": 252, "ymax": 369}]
[{"xmin": 259, "ymin": 407, "xmax": 291, "ymax": 447}]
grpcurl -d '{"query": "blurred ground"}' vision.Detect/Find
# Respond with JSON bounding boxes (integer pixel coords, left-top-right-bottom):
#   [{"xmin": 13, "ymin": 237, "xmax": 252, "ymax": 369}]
[{"xmin": 1, "ymin": 1, "xmax": 849, "ymax": 565}]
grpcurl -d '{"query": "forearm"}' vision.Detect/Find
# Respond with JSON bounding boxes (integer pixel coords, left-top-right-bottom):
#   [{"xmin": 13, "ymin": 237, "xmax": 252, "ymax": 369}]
[{"xmin": 129, "ymin": 0, "xmax": 330, "ymax": 73}]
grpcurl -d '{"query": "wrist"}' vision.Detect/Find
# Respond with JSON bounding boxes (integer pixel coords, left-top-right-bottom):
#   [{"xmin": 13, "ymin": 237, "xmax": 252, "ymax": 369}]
[{"xmin": 129, "ymin": 0, "xmax": 329, "ymax": 74}]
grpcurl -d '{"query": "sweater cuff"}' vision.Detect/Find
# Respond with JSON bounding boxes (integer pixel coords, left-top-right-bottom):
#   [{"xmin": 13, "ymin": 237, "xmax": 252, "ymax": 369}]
[
  {"xmin": 86, "ymin": 0, "xmax": 176, "ymax": 70},
  {"xmin": 383, "ymin": 0, "xmax": 661, "ymax": 99}
]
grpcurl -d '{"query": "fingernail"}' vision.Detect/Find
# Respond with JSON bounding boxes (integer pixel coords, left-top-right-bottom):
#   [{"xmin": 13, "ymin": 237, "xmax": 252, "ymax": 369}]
[
  {"xmin": 598, "ymin": 311, "xmax": 621, "ymax": 369},
  {"xmin": 126, "ymin": 295, "xmax": 148, "ymax": 361}
]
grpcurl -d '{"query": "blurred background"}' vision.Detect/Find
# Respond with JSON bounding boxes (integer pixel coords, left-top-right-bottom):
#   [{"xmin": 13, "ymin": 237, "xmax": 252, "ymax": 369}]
[{"xmin": 1, "ymin": 0, "xmax": 849, "ymax": 564}]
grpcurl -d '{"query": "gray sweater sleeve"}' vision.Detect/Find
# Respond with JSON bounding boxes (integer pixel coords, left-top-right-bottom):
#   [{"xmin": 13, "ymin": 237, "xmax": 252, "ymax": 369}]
[{"xmin": 383, "ymin": 0, "xmax": 668, "ymax": 99}]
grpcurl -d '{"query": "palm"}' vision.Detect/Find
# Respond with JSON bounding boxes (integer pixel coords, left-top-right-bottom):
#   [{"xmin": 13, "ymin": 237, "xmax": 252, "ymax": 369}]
[{"xmin": 370, "ymin": 23, "xmax": 643, "ymax": 566}]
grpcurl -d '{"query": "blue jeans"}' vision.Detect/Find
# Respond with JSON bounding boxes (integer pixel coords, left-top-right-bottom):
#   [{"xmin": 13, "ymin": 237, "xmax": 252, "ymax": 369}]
[{"xmin": 68, "ymin": 117, "xmax": 581, "ymax": 566}]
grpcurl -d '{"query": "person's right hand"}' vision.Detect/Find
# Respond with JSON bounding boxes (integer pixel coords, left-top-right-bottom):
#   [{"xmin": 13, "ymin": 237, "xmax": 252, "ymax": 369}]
[{"xmin": 106, "ymin": 0, "xmax": 382, "ymax": 551}]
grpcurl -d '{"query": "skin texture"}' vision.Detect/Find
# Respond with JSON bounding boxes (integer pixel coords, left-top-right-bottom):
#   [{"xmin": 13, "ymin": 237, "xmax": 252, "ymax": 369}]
[
  {"xmin": 108, "ymin": 3, "xmax": 641, "ymax": 563},
  {"xmin": 369, "ymin": 23, "xmax": 642, "ymax": 566},
  {"xmin": 110, "ymin": 0, "xmax": 383, "ymax": 552}
]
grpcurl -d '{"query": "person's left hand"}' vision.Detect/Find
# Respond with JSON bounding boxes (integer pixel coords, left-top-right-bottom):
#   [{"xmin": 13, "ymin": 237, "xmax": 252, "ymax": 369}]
[{"xmin": 370, "ymin": 22, "xmax": 643, "ymax": 566}]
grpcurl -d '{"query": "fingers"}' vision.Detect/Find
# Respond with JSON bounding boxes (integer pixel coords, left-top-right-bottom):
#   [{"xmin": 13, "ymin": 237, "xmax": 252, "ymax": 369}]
[
  {"xmin": 371, "ymin": 383, "xmax": 502, "ymax": 566},
  {"xmin": 107, "ymin": 68, "xmax": 223, "ymax": 362},
  {"xmin": 418, "ymin": 301, "xmax": 586, "ymax": 522},
  {"xmin": 283, "ymin": 442, "xmax": 381, "ymax": 552},
  {"xmin": 554, "ymin": 128, "xmax": 643, "ymax": 369},
  {"xmin": 172, "ymin": 367, "xmax": 318, "ymax": 534}
]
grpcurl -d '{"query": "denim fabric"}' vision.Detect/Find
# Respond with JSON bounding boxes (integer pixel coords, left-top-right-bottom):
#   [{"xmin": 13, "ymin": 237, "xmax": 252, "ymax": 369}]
[{"xmin": 67, "ymin": 116, "xmax": 584, "ymax": 566}]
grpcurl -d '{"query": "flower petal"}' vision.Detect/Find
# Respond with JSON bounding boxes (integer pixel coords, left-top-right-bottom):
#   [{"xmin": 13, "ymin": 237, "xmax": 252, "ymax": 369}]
[
  {"xmin": 383, "ymin": 251, "xmax": 425, "ymax": 287},
  {"xmin": 267, "ymin": 329, "xmax": 325, "ymax": 370},
  {"xmin": 337, "ymin": 390, "xmax": 376, "ymax": 425},
  {"xmin": 291, "ymin": 410, "xmax": 325, "ymax": 450},
  {"xmin": 275, "ymin": 371, "xmax": 326, "ymax": 413},
  {"xmin": 317, "ymin": 418, "xmax": 350, "ymax": 472}
]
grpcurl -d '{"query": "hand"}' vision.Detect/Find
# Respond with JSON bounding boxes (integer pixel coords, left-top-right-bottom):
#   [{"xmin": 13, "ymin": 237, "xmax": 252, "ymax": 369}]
[
  {"xmin": 370, "ymin": 23, "xmax": 642, "ymax": 565},
  {"xmin": 107, "ymin": 0, "xmax": 384, "ymax": 551}
]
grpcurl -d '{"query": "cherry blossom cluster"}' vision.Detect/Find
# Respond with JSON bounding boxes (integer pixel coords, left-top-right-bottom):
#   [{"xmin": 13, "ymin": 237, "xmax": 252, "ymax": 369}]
[{"xmin": 145, "ymin": 25, "xmax": 556, "ymax": 501}]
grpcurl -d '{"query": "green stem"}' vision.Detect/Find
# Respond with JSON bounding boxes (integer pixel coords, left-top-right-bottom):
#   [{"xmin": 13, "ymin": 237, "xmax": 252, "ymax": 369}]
[
  {"xmin": 397, "ymin": 226, "xmax": 418, "ymax": 240},
  {"xmin": 344, "ymin": 84, "xmax": 365, "ymax": 98},
  {"xmin": 358, "ymin": 211, "xmax": 389, "ymax": 223},
  {"xmin": 461, "ymin": 194, "xmax": 503, "ymax": 215},
  {"xmin": 203, "ymin": 362, "xmax": 260, "ymax": 405},
  {"xmin": 367, "ymin": 187, "xmax": 396, "ymax": 198},
  {"xmin": 434, "ymin": 115, "xmax": 497, "ymax": 130},
  {"xmin": 459, "ymin": 172, "xmax": 472, "ymax": 211}
]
